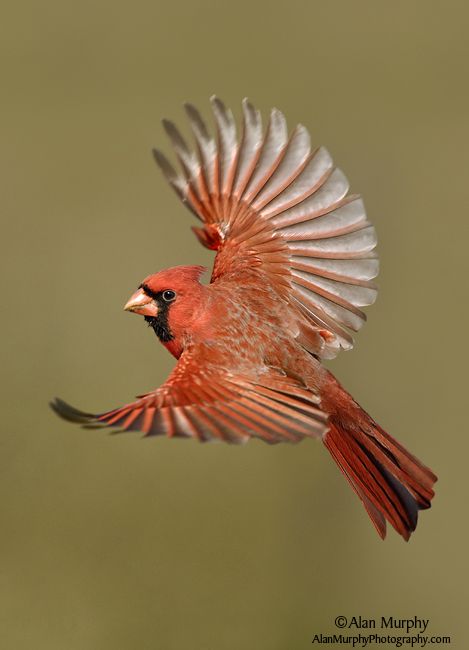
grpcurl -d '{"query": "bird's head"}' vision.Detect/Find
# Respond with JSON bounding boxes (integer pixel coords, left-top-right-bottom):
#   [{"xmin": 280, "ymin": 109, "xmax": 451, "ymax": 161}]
[{"xmin": 124, "ymin": 265, "xmax": 207, "ymax": 357}]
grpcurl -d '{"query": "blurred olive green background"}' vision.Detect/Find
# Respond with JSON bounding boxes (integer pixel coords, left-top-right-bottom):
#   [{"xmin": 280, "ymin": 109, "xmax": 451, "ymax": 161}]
[{"xmin": 1, "ymin": 1, "xmax": 468, "ymax": 648}]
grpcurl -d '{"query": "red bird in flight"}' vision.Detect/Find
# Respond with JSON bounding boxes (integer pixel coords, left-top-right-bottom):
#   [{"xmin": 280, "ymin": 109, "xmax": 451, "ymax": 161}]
[{"xmin": 52, "ymin": 97, "xmax": 436, "ymax": 540}]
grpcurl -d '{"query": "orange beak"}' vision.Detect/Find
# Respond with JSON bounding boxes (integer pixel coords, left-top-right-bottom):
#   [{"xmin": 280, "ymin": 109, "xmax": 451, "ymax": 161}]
[{"xmin": 124, "ymin": 288, "xmax": 158, "ymax": 317}]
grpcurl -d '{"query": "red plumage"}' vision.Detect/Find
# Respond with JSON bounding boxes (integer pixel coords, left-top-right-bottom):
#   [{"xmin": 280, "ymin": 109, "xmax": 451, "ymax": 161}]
[{"xmin": 51, "ymin": 98, "xmax": 436, "ymax": 540}]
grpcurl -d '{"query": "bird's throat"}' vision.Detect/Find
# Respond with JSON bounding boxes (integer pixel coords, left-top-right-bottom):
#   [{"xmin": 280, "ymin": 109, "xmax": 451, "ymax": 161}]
[{"xmin": 144, "ymin": 315, "xmax": 174, "ymax": 343}]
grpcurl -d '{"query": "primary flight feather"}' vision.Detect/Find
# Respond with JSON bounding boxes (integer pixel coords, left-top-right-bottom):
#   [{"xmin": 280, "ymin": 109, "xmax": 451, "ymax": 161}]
[{"xmin": 51, "ymin": 97, "xmax": 436, "ymax": 540}]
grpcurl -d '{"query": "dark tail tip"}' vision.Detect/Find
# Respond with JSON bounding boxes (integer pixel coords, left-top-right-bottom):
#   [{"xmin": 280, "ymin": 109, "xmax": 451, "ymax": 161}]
[{"xmin": 324, "ymin": 420, "xmax": 436, "ymax": 542}]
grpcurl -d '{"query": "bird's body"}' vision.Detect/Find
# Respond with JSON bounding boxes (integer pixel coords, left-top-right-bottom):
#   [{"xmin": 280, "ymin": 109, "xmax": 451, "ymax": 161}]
[
  {"xmin": 52, "ymin": 97, "xmax": 436, "ymax": 540},
  {"xmin": 158, "ymin": 266, "xmax": 319, "ymax": 377}
]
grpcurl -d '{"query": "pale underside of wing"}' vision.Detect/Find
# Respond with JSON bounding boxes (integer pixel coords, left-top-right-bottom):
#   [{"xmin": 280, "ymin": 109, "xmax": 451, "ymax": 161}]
[
  {"xmin": 154, "ymin": 97, "xmax": 379, "ymax": 358},
  {"xmin": 51, "ymin": 364, "xmax": 328, "ymax": 444}
]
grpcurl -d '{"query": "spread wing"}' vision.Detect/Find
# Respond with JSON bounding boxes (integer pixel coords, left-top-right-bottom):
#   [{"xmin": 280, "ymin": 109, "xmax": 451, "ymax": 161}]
[
  {"xmin": 51, "ymin": 346, "xmax": 328, "ymax": 444},
  {"xmin": 154, "ymin": 97, "xmax": 378, "ymax": 358}
]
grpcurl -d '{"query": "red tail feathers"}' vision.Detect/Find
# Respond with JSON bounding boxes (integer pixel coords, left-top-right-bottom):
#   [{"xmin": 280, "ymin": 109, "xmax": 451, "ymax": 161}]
[{"xmin": 322, "ymin": 376, "xmax": 437, "ymax": 540}]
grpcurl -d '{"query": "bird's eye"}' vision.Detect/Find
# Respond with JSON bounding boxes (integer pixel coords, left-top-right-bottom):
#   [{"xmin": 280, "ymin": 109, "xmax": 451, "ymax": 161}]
[{"xmin": 162, "ymin": 290, "xmax": 176, "ymax": 302}]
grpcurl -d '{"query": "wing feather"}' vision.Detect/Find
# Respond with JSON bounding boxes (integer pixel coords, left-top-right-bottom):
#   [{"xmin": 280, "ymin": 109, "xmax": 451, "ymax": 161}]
[
  {"xmin": 251, "ymin": 124, "xmax": 311, "ymax": 211},
  {"xmin": 183, "ymin": 102, "xmax": 218, "ymax": 216},
  {"xmin": 211, "ymin": 96, "xmax": 238, "ymax": 198},
  {"xmin": 261, "ymin": 146, "xmax": 334, "ymax": 218},
  {"xmin": 232, "ymin": 99, "xmax": 263, "ymax": 199},
  {"xmin": 241, "ymin": 108, "xmax": 289, "ymax": 203}
]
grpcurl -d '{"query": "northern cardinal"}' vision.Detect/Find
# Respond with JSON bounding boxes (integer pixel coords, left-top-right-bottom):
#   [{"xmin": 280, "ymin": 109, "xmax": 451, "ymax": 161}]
[{"xmin": 52, "ymin": 97, "xmax": 436, "ymax": 540}]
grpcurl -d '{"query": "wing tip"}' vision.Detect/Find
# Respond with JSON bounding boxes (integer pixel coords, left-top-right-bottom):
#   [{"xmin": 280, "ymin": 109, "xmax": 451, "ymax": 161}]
[
  {"xmin": 269, "ymin": 105, "xmax": 287, "ymax": 124},
  {"xmin": 152, "ymin": 148, "xmax": 188, "ymax": 198},
  {"xmin": 152, "ymin": 147, "xmax": 170, "ymax": 168},
  {"xmin": 210, "ymin": 95, "xmax": 235, "ymax": 128},
  {"xmin": 162, "ymin": 119, "xmax": 191, "ymax": 153},
  {"xmin": 184, "ymin": 102, "xmax": 209, "ymax": 134},
  {"xmin": 50, "ymin": 397, "xmax": 98, "ymax": 424},
  {"xmin": 241, "ymin": 97, "xmax": 261, "ymax": 127}
]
